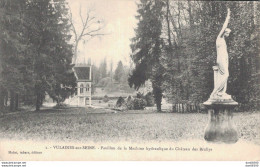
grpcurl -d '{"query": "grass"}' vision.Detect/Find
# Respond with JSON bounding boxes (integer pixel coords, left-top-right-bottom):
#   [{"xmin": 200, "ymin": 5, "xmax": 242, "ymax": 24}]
[{"xmin": 0, "ymin": 107, "xmax": 259, "ymax": 144}]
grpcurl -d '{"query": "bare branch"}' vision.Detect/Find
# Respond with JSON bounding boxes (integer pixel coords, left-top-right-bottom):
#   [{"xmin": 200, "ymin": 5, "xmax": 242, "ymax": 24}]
[
  {"xmin": 82, "ymin": 26, "xmax": 103, "ymax": 37},
  {"xmin": 78, "ymin": 10, "xmax": 92, "ymax": 41},
  {"xmin": 85, "ymin": 16, "xmax": 97, "ymax": 29},
  {"xmin": 68, "ymin": 4, "xmax": 106, "ymax": 64},
  {"xmin": 79, "ymin": 5, "xmax": 84, "ymax": 26},
  {"xmin": 68, "ymin": 5, "xmax": 78, "ymax": 41}
]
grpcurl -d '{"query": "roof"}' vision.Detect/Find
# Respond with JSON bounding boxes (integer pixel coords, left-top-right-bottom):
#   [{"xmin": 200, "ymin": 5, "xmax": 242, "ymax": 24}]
[{"xmin": 73, "ymin": 66, "xmax": 91, "ymax": 81}]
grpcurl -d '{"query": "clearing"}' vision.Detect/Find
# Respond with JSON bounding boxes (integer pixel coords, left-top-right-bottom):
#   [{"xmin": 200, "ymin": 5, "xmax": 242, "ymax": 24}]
[{"xmin": 0, "ymin": 107, "xmax": 259, "ymax": 144}]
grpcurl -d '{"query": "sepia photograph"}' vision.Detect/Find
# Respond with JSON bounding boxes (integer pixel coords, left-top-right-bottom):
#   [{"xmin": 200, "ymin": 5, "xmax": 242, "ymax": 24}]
[{"xmin": 0, "ymin": 0, "xmax": 259, "ymax": 163}]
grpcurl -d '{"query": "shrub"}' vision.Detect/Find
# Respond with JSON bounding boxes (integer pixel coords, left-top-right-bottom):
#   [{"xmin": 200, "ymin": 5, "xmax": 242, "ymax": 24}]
[
  {"xmin": 136, "ymin": 92, "xmax": 144, "ymax": 98},
  {"xmin": 126, "ymin": 99, "xmax": 134, "ymax": 110},
  {"xmin": 126, "ymin": 95, "xmax": 133, "ymax": 102},
  {"xmin": 126, "ymin": 98, "xmax": 146, "ymax": 110},
  {"xmin": 53, "ymin": 103, "xmax": 68, "ymax": 109},
  {"xmin": 145, "ymin": 92, "xmax": 155, "ymax": 107},
  {"xmin": 134, "ymin": 98, "xmax": 146, "ymax": 110},
  {"xmin": 116, "ymin": 96, "xmax": 125, "ymax": 107},
  {"xmin": 103, "ymin": 95, "xmax": 109, "ymax": 103}
]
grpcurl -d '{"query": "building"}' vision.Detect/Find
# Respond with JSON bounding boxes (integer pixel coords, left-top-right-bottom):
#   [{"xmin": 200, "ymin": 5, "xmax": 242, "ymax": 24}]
[{"xmin": 73, "ymin": 64, "xmax": 92, "ymax": 106}]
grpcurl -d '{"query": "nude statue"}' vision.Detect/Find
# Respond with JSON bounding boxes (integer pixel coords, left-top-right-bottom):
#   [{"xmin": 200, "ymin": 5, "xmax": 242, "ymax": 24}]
[{"xmin": 210, "ymin": 8, "xmax": 231, "ymax": 99}]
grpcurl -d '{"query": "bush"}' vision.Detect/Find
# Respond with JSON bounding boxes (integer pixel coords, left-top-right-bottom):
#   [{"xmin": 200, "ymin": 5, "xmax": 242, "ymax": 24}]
[
  {"xmin": 126, "ymin": 95, "xmax": 133, "ymax": 102},
  {"xmin": 133, "ymin": 98, "xmax": 146, "ymax": 110},
  {"xmin": 53, "ymin": 103, "xmax": 68, "ymax": 109},
  {"xmin": 126, "ymin": 99, "xmax": 134, "ymax": 110},
  {"xmin": 103, "ymin": 95, "xmax": 109, "ymax": 103},
  {"xmin": 145, "ymin": 92, "xmax": 154, "ymax": 107},
  {"xmin": 136, "ymin": 92, "xmax": 144, "ymax": 98},
  {"xmin": 126, "ymin": 98, "xmax": 146, "ymax": 110},
  {"xmin": 116, "ymin": 96, "xmax": 125, "ymax": 107}
]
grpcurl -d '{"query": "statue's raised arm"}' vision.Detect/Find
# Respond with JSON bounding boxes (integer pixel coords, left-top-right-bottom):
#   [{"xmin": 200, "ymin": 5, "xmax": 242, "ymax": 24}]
[{"xmin": 218, "ymin": 8, "xmax": 230, "ymax": 38}]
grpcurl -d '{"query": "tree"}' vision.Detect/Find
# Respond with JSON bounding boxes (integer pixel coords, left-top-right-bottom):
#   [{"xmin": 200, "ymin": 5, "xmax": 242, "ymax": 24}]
[
  {"xmin": 99, "ymin": 58, "xmax": 107, "ymax": 78},
  {"xmin": 24, "ymin": 0, "xmax": 76, "ymax": 110},
  {"xmin": 161, "ymin": 1, "xmax": 260, "ymax": 111},
  {"xmin": 69, "ymin": 5, "xmax": 105, "ymax": 64},
  {"xmin": 91, "ymin": 64, "xmax": 100, "ymax": 84},
  {"xmin": 129, "ymin": 0, "xmax": 165, "ymax": 111},
  {"xmin": 0, "ymin": 0, "xmax": 31, "ymax": 111},
  {"xmin": 227, "ymin": 1, "xmax": 260, "ymax": 110},
  {"xmin": 114, "ymin": 61, "xmax": 124, "ymax": 83},
  {"xmin": 109, "ymin": 58, "xmax": 113, "ymax": 82}
]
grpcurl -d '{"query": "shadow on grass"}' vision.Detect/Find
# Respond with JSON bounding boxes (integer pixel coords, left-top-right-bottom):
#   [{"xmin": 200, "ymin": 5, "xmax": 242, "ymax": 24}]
[{"xmin": 35, "ymin": 107, "xmax": 83, "ymax": 113}]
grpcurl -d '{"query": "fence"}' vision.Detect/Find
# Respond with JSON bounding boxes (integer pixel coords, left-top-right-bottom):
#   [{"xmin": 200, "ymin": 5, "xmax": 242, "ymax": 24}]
[{"xmin": 172, "ymin": 103, "xmax": 206, "ymax": 113}]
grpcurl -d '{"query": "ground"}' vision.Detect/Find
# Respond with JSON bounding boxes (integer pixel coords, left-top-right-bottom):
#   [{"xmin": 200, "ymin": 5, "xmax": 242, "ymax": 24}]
[{"xmin": 0, "ymin": 107, "xmax": 259, "ymax": 144}]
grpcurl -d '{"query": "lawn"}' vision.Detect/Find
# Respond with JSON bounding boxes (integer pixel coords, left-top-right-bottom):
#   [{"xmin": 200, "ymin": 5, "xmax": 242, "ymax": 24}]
[{"xmin": 0, "ymin": 107, "xmax": 259, "ymax": 144}]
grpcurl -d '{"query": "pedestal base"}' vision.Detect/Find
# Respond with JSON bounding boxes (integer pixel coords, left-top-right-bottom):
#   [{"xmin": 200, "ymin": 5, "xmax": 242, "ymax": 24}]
[{"xmin": 203, "ymin": 98, "xmax": 239, "ymax": 144}]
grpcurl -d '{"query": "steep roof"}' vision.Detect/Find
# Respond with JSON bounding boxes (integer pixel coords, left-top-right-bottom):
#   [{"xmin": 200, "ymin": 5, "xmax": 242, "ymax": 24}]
[{"xmin": 73, "ymin": 66, "xmax": 91, "ymax": 81}]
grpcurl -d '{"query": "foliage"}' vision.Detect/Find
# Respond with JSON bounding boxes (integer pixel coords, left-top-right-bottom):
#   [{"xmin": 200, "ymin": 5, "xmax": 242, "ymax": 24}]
[
  {"xmin": 126, "ymin": 95, "xmax": 133, "ymax": 102},
  {"xmin": 0, "ymin": 0, "xmax": 76, "ymax": 111},
  {"xmin": 97, "ymin": 77, "xmax": 111, "ymax": 87},
  {"xmin": 114, "ymin": 61, "xmax": 125, "ymax": 83},
  {"xmin": 145, "ymin": 92, "xmax": 155, "ymax": 107},
  {"xmin": 0, "ymin": 0, "xmax": 31, "ymax": 111},
  {"xmin": 100, "ymin": 58, "xmax": 108, "ymax": 79},
  {"xmin": 129, "ymin": 0, "xmax": 165, "ymax": 111},
  {"xmin": 126, "ymin": 98, "xmax": 147, "ymax": 110},
  {"xmin": 136, "ymin": 92, "xmax": 144, "ymax": 99},
  {"xmin": 91, "ymin": 64, "xmax": 101, "ymax": 85},
  {"xmin": 92, "ymin": 59, "xmax": 135, "ymax": 94},
  {"xmin": 116, "ymin": 96, "xmax": 125, "ymax": 107},
  {"xmin": 103, "ymin": 95, "xmax": 109, "ymax": 103},
  {"xmin": 131, "ymin": 1, "xmax": 260, "ymax": 111},
  {"xmin": 53, "ymin": 103, "xmax": 68, "ymax": 109}
]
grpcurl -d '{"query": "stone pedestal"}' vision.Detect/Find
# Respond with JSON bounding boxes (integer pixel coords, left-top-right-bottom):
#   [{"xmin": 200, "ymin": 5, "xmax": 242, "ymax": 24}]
[{"xmin": 203, "ymin": 94, "xmax": 239, "ymax": 144}]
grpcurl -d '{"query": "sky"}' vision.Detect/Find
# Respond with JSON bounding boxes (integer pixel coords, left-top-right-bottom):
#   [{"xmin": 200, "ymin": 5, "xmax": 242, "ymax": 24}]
[{"xmin": 67, "ymin": 0, "xmax": 138, "ymax": 69}]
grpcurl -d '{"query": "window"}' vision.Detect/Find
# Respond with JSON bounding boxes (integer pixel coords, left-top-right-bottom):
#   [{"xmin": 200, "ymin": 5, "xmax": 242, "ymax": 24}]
[
  {"xmin": 80, "ymin": 84, "xmax": 84, "ymax": 94},
  {"xmin": 86, "ymin": 83, "xmax": 89, "ymax": 92}
]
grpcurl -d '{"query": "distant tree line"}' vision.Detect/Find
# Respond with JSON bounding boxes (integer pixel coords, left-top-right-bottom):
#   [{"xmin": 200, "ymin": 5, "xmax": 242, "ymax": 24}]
[
  {"xmin": 129, "ymin": 0, "xmax": 259, "ymax": 111},
  {"xmin": 92, "ymin": 58, "xmax": 134, "ymax": 93},
  {"xmin": 0, "ymin": 0, "xmax": 76, "ymax": 111}
]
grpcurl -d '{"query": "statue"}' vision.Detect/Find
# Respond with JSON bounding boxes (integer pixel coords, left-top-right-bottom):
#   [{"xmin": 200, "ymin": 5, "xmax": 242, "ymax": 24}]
[
  {"xmin": 203, "ymin": 8, "xmax": 238, "ymax": 144},
  {"xmin": 210, "ymin": 8, "xmax": 231, "ymax": 99}
]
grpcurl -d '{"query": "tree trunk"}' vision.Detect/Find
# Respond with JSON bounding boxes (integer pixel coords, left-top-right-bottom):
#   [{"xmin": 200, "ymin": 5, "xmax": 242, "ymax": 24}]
[
  {"xmin": 36, "ymin": 94, "xmax": 41, "ymax": 111},
  {"xmin": 35, "ymin": 85, "xmax": 43, "ymax": 111},
  {"xmin": 10, "ymin": 91, "xmax": 15, "ymax": 111},
  {"xmin": 4, "ymin": 91, "xmax": 8, "ymax": 106},
  {"xmin": 57, "ymin": 99, "xmax": 61, "ymax": 107},
  {"xmin": 15, "ymin": 93, "xmax": 19, "ymax": 110},
  {"xmin": 0, "ymin": 88, "xmax": 5, "ymax": 110},
  {"xmin": 72, "ymin": 41, "xmax": 78, "ymax": 64},
  {"xmin": 166, "ymin": 0, "xmax": 172, "ymax": 47},
  {"xmin": 156, "ymin": 98, "xmax": 162, "ymax": 112},
  {"xmin": 152, "ymin": 83, "xmax": 162, "ymax": 112}
]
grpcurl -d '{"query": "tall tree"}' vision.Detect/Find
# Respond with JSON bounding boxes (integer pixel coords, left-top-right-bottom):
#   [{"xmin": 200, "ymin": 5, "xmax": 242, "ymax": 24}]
[
  {"xmin": 24, "ymin": 0, "xmax": 76, "ymax": 110},
  {"xmin": 162, "ymin": 1, "xmax": 260, "ymax": 111},
  {"xmin": 129, "ymin": 0, "xmax": 165, "ymax": 111},
  {"xmin": 99, "ymin": 58, "xmax": 107, "ymax": 78},
  {"xmin": 227, "ymin": 1, "xmax": 260, "ymax": 109},
  {"xmin": 0, "ymin": 0, "xmax": 31, "ymax": 111},
  {"xmin": 114, "ymin": 61, "xmax": 124, "ymax": 83}
]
